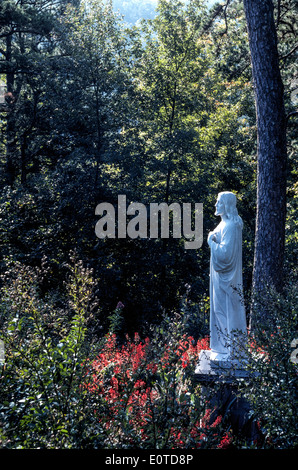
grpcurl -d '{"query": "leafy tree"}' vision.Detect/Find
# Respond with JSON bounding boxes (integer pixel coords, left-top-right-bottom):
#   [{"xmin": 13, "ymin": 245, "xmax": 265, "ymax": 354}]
[
  {"xmin": 0, "ymin": 0, "xmax": 77, "ymax": 186},
  {"xmin": 0, "ymin": 0, "xmax": 258, "ymax": 335},
  {"xmin": 110, "ymin": 0, "xmax": 256, "ymax": 327}
]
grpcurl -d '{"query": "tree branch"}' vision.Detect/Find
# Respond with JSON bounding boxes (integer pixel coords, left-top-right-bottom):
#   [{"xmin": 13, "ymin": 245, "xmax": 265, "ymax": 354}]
[
  {"xmin": 0, "ymin": 28, "xmax": 52, "ymax": 39},
  {"xmin": 275, "ymin": 0, "xmax": 282, "ymax": 28},
  {"xmin": 279, "ymin": 43, "xmax": 298, "ymax": 61},
  {"xmin": 222, "ymin": 0, "xmax": 232, "ymax": 36},
  {"xmin": 201, "ymin": 4, "xmax": 224, "ymax": 33},
  {"xmin": 286, "ymin": 110, "xmax": 298, "ymax": 125}
]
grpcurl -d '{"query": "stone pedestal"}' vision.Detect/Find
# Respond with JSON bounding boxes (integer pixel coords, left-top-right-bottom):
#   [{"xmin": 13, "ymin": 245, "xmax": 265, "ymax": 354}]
[
  {"xmin": 195, "ymin": 349, "xmax": 251, "ymax": 382},
  {"xmin": 194, "ymin": 349, "xmax": 262, "ymax": 444}
]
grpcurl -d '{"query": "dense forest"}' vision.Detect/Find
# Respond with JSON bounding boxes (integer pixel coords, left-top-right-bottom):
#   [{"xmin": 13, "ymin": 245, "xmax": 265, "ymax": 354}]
[{"xmin": 0, "ymin": 0, "xmax": 297, "ymax": 450}]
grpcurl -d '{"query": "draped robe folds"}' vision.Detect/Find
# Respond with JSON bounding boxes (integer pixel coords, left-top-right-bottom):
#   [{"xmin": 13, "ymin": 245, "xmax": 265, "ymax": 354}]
[{"xmin": 209, "ymin": 219, "xmax": 247, "ymax": 358}]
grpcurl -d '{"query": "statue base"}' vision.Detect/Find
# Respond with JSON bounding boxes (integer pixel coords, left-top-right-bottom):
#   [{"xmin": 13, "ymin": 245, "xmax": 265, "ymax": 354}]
[
  {"xmin": 194, "ymin": 350, "xmax": 262, "ymax": 444},
  {"xmin": 195, "ymin": 349, "xmax": 251, "ymax": 383}
]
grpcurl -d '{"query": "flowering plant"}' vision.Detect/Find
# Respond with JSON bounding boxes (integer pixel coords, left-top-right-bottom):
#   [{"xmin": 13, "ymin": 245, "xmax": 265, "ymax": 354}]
[
  {"xmin": 85, "ymin": 315, "xmax": 232, "ymax": 449},
  {"xmin": 0, "ymin": 257, "xmax": 233, "ymax": 449}
]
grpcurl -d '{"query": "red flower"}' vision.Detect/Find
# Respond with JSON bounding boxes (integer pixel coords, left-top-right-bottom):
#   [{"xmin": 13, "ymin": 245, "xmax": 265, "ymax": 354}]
[{"xmin": 218, "ymin": 432, "xmax": 232, "ymax": 449}]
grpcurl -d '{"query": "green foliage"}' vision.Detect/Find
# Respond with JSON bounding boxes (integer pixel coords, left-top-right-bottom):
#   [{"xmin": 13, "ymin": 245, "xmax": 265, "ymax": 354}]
[
  {"xmin": 0, "ymin": 0, "xmax": 258, "ymax": 334},
  {"xmin": 0, "ymin": 0, "xmax": 295, "ymax": 336},
  {"xmin": 0, "ymin": 0, "xmax": 297, "ymax": 449},
  {"xmin": 0, "ymin": 255, "xmax": 230, "ymax": 449},
  {"xmin": 239, "ymin": 283, "xmax": 298, "ymax": 449},
  {"xmin": 0, "ymin": 256, "xmax": 297, "ymax": 449},
  {"xmin": 0, "ymin": 254, "xmax": 104, "ymax": 448}
]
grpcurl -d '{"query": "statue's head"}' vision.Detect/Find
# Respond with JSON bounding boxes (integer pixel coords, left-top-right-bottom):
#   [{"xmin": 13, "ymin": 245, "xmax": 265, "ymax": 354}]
[{"xmin": 217, "ymin": 191, "xmax": 243, "ymax": 227}]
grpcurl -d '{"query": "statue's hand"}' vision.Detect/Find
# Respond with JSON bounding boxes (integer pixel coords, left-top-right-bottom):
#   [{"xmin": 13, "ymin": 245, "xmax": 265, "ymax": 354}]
[{"xmin": 207, "ymin": 232, "xmax": 216, "ymax": 246}]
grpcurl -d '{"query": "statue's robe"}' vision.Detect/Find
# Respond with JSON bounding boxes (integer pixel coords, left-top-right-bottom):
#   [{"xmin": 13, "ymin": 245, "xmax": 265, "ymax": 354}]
[{"xmin": 209, "ymin": 219, "xmax": 247, "ymax": 358}]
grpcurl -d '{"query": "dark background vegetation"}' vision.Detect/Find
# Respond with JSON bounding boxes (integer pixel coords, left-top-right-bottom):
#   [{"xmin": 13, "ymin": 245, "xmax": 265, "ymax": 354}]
[{"xmin": 1, "ymin": 0, "xmax": 296, "ymax": 338}]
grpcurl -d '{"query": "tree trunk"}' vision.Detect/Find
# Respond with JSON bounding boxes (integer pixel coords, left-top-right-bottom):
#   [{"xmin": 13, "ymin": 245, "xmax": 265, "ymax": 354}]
[{"xmin": 243, "ymin": 0, "xmax": 287, "ymax": 317}]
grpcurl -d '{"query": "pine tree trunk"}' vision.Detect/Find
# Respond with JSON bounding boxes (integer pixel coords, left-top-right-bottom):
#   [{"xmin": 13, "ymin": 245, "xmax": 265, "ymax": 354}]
[{"xmin": 243, "ymin": 0, "xmax": 287, "ymax": 312}]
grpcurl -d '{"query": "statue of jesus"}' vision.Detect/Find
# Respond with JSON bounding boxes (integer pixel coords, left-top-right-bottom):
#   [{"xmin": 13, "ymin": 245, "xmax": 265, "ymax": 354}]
[{"xmin": 207, "ymin": 191, "xmax": 247, "ymax": 362}]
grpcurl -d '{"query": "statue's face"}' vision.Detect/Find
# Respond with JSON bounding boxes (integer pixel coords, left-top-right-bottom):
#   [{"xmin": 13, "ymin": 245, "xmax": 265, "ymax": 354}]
[{"xmin": 215, "ymin": 196, "xmax": 226, "ymax": 217}]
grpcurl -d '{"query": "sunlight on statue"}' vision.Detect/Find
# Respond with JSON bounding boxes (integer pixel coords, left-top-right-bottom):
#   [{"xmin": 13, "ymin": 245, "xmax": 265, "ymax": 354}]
[{"xmin": 207, "ymin": 191, "xmax": 247, "ymax": 363}]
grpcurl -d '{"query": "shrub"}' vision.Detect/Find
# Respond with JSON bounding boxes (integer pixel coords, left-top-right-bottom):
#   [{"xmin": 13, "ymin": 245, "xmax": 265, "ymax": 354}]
[
  {"xmin": 0, "ymin": 255, "xmax": 104, "ymax": 448},
  {"xmin": 239, "ymin": 283, "xmax": 298, "ymax": 449},
  {"xmin": 0, "ymin": 254, "xmax": 254, "ymax": 449},
  {"xmin": 85, "ymin": 312, "xmax": 232, "ymax": 449},
  {"xmin": 0, "ymin": 255, "xmax": 232, "ymax": 449},
  {"xmin": 1, "ymin": 256, "xmax": 296, "ymax": 449}
]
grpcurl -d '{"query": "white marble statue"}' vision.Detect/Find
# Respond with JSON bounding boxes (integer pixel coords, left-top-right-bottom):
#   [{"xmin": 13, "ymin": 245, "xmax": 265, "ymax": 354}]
[{"xmin": 207, "ymin": 191, "xmax": 247, "ymax": 363}]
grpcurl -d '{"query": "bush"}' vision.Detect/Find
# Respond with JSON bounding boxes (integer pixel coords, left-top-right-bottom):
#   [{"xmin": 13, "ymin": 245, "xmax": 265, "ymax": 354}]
[
  {"xmin": 0, "ymin": 254, "xmax": 104, "ymax": 448},
  {"xmin": 3, "ymin": 257, "xmax": 297, "ymax": 449},
  {"xmin": 239, "ymin": 283, "xmax": 298, "ymax": 449},
  {"xmin": 0, "ymin": 256, "xmax": 232, "ymax": 449},
  {"xmin": 84, "ymin": 315, "xmax": 232, "ymax": 449}
]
